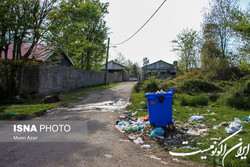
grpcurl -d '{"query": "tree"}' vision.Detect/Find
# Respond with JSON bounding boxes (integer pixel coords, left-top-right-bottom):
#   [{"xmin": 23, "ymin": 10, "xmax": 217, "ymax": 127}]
[
  {"xmin": 0, "ymin": 0, "xmax": 57, "ymax": 60},
  {"xmin": 113, "ymin": 53, "xmax": 141, "ymax": 76},
  {"xmin": 202, "ymin": 0, "xmax": 240, "ymax": 59},
  {"xmin": 171, "ymin": 28, "xmax": 200, "ymax": 73},
  {"xmin": 143, "ymin": 57, "xmax": 149, "ymax": 67},
  {"xmin": 0, "ymin": 0, "xmax": 57, "ymax": 98},
  {"xmin": 46, "ymin": 0, "xmax": 109, "ymax": 71}
]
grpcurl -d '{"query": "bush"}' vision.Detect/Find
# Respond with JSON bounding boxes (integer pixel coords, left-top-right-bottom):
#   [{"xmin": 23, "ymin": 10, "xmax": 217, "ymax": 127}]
[
  {"xmin": 227, "ymin": 95, "xmax": 250, "ymax": 109},
  {"xmin": 143, "ymin": 76, "xmax": 159, "ymax": 93},
  {"xmin": 179, "ymin": 94, "xmax": 209, "ymax": 106},
  {"xmin": 179, "ymin": 94, "xmax": 189, "ymax": 106},
  {"xmin": 209, "ymin": 93, "xmax": 220, "ymax": 102},
  {"xmin": 180, "ymin": 79, "xmax": 222, "ymax": 93},
  {"xmin": 189, "ymin": 95, "xmax": 209, "ymax": 106},
  {"xmin": 134, "ymin": 80, "xmax": 144, "ymax": 93},
  {"xmin": 225, "ymin": 76, "xmax": 250, "ymax": 109}
]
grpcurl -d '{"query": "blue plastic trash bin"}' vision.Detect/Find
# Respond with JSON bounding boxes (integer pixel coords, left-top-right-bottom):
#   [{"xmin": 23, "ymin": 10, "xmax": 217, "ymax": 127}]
[{"xmin": 145, "ymin": 89, "xmax": 174, "ymax": 126}]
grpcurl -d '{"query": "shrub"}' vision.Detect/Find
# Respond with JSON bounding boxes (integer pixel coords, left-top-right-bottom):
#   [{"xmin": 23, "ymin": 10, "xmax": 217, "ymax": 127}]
[
  {"xmin": 143, "ymin": 76, "xmax": 159, "ymax": 93},
  {"xmin": 179, "ymin": 94, "xmax": 189, "ymax": 106},
  {"xmin": 179, "ymin": 94, "xmax": 208, "ymax": 106},
  {"xmin": 180, "ymin": 79, "xmax": 222, "ymax": 93},
  {"xmin": 189, "ymin": 95, "xmax": 209, "ymax": 106},
  {"xmin": 227, "ymin": 95, "xmax": 250, "ymax": 109},
  {"xmin": 134, "ymin": 80, "xmax": 144, "ymax": 93},
  {"xmin": 209, "ymin": 93, "xmax": 220, "ymax": 102}
]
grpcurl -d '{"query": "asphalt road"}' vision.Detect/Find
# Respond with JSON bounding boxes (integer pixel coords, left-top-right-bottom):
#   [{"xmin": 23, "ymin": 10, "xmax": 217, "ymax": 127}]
[{"xmin": 0, "ymin": 82, "xmax": 204, "ymax": 167}]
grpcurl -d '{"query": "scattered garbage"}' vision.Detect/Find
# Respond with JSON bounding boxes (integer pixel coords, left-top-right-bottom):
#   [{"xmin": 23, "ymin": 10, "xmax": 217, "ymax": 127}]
[
  {"xmin": 119, "ymin": 139, "xmax": 130, "ymax": 142},
  {"xmin": 189, "ymin": 115, "xmax": 204, "ymax": 121},
  {"xmin": 104, "ymin": 154, "xmax": 113, "ymax": 158},
  {"xmin": 140, "ymin": 101, "xmax": 145, "ymax": 104},
  {"xmin": 225, "ymin": 118, "xmax": 244, "ymax": 133},
  {"xmin": 234, "ymin": 117, "xmax": 242, "ymax": 124},
  {"xmin": 219, "ymin": 122, "xmax": 229, "ymax": 127},
  {"xmin": 115, "ymin": 125, "xmax": 125, "ymax": 133},
  {"xmin": 183, "ymin": 146, "xmax": 196, "ymax": 150},
  {"xmin": 213, "ymin": 125, "xmax": 219, "ymax": 130},
  {"xmin": 187, "ymin": 129, "xmax": 200, "ymax": 136},
  {"xmin": 172, "ymin": 158, "xmax": 180, "ymax": 162},
  {"xmin": 133, "ymin": 137, "xmax": 144, "ymax": 145},
  {"xmin": 124, "ymin": 126, "xmax": 140, "ymax": 132},
  {"xmin": 186, "ymin": 128, "xmax": 208, "ymax": 136},
  {"xmin": 148, "ymin": 155, "xmax": 161, "ymax": 160},
  {"xmin": 141, "ymin": 144, "xmax": 151, "ymax": 149},
  {"xmin": 243, "ymin": 117, "xmax": 249, "ymax": 121},
  {"xmin": 128, "ymin": 134, "xmax": 137, "ymax": 140},
  {"xmin": 131, "ymin": 111, "xmax": 137, "ymax": 117},
  {"xmin": 150, "ymin": 127, "xmax": 165, "ymax": 138},
  {"xmin": 196, "ymin": 124, "xmax": 206, "ymax": 129},
  {"xmin": 210, "ymin": 137, "xmax": 221, "ymax": 141},
  {"xmin": 140, "ymin": 115, "xmax": 149, "ymax": 121}
]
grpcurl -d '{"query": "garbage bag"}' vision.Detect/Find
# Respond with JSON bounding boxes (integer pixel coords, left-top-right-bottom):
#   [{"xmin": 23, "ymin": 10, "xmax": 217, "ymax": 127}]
[{"xmin": 150, "ymin": 127, "xmax": 165, "ymax": 137}]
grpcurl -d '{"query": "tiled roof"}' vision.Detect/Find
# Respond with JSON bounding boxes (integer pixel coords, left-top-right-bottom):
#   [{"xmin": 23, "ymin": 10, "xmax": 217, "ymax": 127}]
[{"xmin": 1, "ymin": 44, "xmax": 53, "ymax": 61}]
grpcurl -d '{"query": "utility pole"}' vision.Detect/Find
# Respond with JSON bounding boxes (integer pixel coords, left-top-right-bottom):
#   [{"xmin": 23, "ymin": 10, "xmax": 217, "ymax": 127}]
[{"xmin": 104, "ymin": 37, "xmax": 110, "ymax": 85}]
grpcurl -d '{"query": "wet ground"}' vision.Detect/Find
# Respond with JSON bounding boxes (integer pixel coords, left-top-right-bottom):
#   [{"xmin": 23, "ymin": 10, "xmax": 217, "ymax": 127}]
[{"xmin": 0, "ymin": 82, "xmax": 204, "ymax": 167}]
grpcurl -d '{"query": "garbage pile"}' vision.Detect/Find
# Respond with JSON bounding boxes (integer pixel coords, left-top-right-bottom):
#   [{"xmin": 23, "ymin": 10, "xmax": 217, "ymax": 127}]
[
  {"xmin": 115, "ymin": 110, "xmax": 186, "ymax": 150},
  {"xmin": 115, "ymin": 106, "xmax": 249, "ymax": 152}
]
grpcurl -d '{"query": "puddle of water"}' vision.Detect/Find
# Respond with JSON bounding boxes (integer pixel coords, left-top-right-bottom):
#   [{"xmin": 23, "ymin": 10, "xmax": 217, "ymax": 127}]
[{"xmin": 67, "ymin": 99, "xmax": 129, "ymax": 112}]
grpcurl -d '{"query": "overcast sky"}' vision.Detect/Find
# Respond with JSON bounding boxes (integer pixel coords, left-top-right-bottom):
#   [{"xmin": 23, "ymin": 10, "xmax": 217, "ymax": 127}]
[{"xmin": 100, "ymin": 0, "xmax": 249, "ymax": 67}]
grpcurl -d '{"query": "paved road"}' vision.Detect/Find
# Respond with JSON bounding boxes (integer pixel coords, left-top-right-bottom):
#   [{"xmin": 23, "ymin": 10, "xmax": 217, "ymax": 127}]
[{"xmin": 0, "ymin": 82, "xmax": 203, "ymax": 167}]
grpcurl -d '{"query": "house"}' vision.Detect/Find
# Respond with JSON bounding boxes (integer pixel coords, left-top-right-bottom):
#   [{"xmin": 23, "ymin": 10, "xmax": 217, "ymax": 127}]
[
  {"xmin": 142, "ymin": 60, "xmax": 176, "ymax": 79},
  {"xmin": 1, "ymin": 44, "xmax": 74, "ymax": 67},
  {"xmin": 101, "ymin": 60, "xmax": 130, "ymax": 81}
]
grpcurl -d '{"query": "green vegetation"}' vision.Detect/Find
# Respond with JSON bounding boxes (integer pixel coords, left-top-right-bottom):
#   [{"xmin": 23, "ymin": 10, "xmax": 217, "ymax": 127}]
[{"xmin": 0, "ymin": 82, "xmax": 120, "ymax": 120}]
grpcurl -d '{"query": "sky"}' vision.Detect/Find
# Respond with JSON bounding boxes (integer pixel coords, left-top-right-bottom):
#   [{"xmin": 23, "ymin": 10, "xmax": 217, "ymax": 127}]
[{"xmin": 100, "ymin": 0, "xmax": 249, "ymax": 67}]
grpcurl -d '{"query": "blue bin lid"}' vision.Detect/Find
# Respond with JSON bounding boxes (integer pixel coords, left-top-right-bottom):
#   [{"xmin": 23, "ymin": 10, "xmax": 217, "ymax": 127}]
[{"xmin": 145, "ymin": 88, "xmax": 174, "ymax": 98}]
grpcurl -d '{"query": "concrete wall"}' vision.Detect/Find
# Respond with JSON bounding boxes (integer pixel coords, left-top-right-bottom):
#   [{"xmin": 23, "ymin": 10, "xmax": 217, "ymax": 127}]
[
  {"xmin": 22, "ymin": 65, "xmax": 122, "ymax": 95},
  {"xmin": 22, "ymin": 66, "xmax": 40, "ymax": 94}
]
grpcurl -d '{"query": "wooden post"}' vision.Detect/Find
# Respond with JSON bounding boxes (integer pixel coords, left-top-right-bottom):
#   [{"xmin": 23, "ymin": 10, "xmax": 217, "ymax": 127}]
[{"xmin": 104, "ymin": 38, "xmax": 110, "ymax": 85}]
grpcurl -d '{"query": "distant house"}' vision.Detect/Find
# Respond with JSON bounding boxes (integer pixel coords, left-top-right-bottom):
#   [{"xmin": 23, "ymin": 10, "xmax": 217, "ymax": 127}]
[
  {"xmin": 1, "ymin": 44, "xmax": 74, "ymax": 67},
  {"xmin": 142, "ymin": 60, "xmax": 176, "ymax": 79},
  {"xmin": 101, "ymin": 60, "xmax": 130, "ymax": 81}
]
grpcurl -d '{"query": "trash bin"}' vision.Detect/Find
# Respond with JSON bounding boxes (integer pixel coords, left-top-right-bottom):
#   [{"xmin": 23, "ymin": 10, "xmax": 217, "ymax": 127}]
[{"xmin": 145, "ymin": 89, "xmax": 174, "ymax": 126}]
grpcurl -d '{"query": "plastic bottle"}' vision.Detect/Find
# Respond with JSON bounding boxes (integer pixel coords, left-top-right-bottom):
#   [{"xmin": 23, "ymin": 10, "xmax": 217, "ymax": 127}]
[{"xmin": 141, "ymin": 144, "xmax": 150, "ymax": 149}]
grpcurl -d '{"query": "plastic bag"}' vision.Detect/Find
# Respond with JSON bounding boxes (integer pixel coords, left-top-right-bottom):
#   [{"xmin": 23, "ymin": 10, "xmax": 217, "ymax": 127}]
[
  {"xmin": 133, "ymin": 137, "xmax": 143, "ymax": 145},
  {"xmin": 150, "ymin": 127, "xmax": 165, "ymax": 137}
]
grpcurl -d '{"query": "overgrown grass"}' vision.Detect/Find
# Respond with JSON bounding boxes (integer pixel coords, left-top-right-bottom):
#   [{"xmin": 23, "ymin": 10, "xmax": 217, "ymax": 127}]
[{"xmin": 0, "ymin": 82, "xmax": 120, "ymax": 120}]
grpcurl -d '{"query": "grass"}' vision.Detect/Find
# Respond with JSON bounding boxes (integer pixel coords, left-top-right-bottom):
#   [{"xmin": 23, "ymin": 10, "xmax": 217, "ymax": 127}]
[
  {"xmin": 127, "ymin": 91, "xmax": 250, "ymax": 166},
  {"xmin": 0, "ymin": 82, "xmax": 120, "ymax": 120}
]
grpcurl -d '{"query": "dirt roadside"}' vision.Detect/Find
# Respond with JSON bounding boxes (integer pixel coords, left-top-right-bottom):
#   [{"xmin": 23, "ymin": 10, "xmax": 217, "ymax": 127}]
[{"xmin": 0, "ymin": 82, "xmax": 206, "ymax": 167}]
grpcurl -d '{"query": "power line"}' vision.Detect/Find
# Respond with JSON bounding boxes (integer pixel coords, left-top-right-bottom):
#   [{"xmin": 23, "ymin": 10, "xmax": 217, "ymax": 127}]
[{"xmin": 112, "ymin": 0, "xmax": 167, "ymax": 46}]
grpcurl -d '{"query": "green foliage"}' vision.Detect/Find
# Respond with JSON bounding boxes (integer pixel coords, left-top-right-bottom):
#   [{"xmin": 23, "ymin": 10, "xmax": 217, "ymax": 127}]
[
  {"xmin": 171, "ymin": 28, "xmax": 200, "ymax": 73},
  {"xmin": 180, "ymin": 79, "xmax": 222, "ymax": 93},
  {"xmin": 227, "ymin": 95, "xmax": 250, "ymax": 109},
  {"xmin": 209, "ymin": 93, "xmax": 220, "ymax": 102},
  {"xmin": 125, "ymin": 91, "xmax": 148, "ymax": 117},
  {"xmin": 225, "ymin": 76, "xmax": 250, "ymax": 109},
  {"xmin": 143, "ymin": 76, "xmax": 159, "ymax": 93},
  {"xmin": 0, "ymin": 60, "xmax": 39, "ymax": 101},
  {"xmin": 133, "ymin": 80, "xmax": 144, "ymax": 93},
  {"xmin": 179, "ymin": 94, "xmax": 209, "ymax": 106},
  {"xmin": 47, "ymin": 0, "xmax": 109, "ymax": 71}
]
